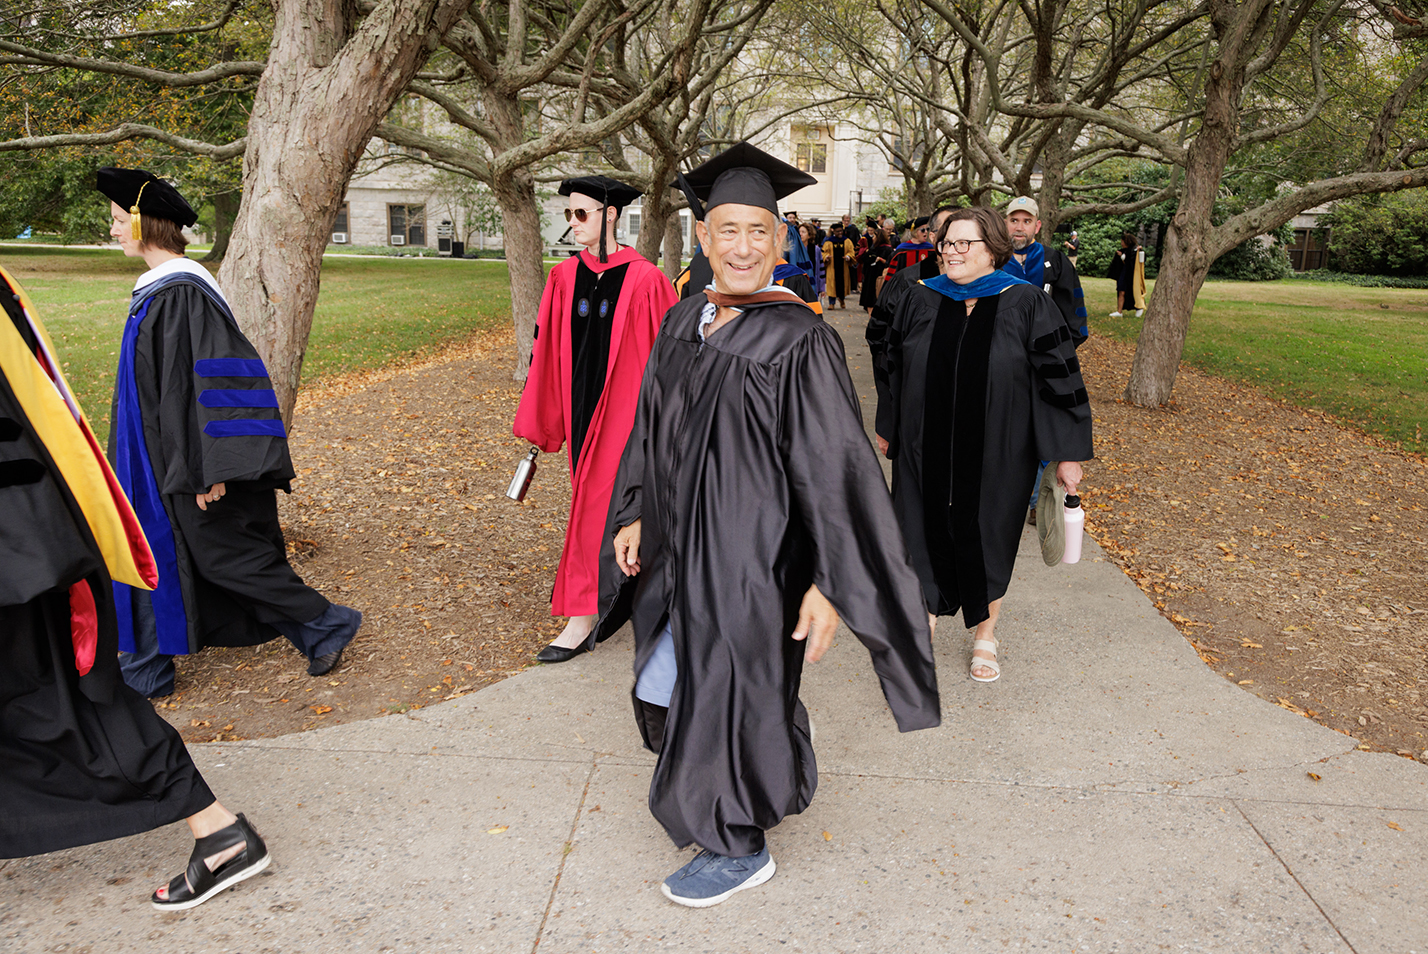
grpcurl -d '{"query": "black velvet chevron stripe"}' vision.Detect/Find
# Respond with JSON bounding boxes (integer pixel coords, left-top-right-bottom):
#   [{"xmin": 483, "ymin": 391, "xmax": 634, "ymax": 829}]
[
  {"xmin": 1036, "ymin": 355, "xmax": 1081, "ymax": 379},
  {"xmin": 1038, "ymin": 385, "xmax": 1090, "ymax": 408},
  {"xmin": 1031, "ymin": 325, "xmax": 1072, "ymax": 352},
  {"xmin": 0, "ymin": 458, "xmax": 45, "ymax": 486},
  {"xmin": 0, "ymin": 416, "xmax": 21, "ymax": 441}
]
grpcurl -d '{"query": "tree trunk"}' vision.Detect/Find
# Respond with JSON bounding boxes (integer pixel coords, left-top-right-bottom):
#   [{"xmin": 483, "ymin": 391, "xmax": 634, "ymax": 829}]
[
  {"xmin": 1122, "ymin": 222, "xmax": 1213, "ymax": 406},
  {"xmin": 201, "ymin": 190, "xmax": 239, "ymax": 263},
  {"xmin": 635, "ymin": 170, "xmax": 673, "ymax": 266},
  {"xmin": 1123, "ymin": 6, "xmax": 1261, "ymax": 407},
  {"xmin": 493, "ymin": 167, "xmax": 545, "ymax": 382},
  {"xmin": 661, "ymin": 209, "xmax": 684, "ymax": 283},
  {"xmin": 216, "ymin": 0, "xmax": 467, "ymax": 425}
]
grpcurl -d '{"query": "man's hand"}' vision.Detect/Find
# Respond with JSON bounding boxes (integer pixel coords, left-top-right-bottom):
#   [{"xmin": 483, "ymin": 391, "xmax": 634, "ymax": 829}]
[
  {"xmin": 196, "ymin": 481, "xmax": 226, "ymax": 511},
  {"xmin": 1055, "ymin": 461, "xmax": 1083, "ymax": 496},
  {"xmin": 875, "ymin": 434, "xmax": 889, "ymax": 457},
  {"xmin": 614, "ymin": 519, "xmax": 642, "ymax": 576},
  {"xmin": 792, "ymin": 584, "xmax": 839, "ymax": 662}
]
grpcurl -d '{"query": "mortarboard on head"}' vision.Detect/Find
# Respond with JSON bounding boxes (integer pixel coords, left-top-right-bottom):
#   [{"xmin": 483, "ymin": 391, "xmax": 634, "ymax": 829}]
[
  {"xmin": 559, "ymin": 175, "xmax": 641, "ymax": 263},
  {"xmin": 96, "ymin": 167, "xmax": 198, "ymax": 243},
  {"xmin": 914, "ymin": 215, "xmax": 931, "ymax": 228},
  {"xmin": 679, "ymin": 142, "xmax": 816, "ymax": 220}
]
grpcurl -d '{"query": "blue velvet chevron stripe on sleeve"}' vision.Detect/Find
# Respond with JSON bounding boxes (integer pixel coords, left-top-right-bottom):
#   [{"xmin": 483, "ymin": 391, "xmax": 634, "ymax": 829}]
[
  {"xmin": 195, "ymin": 358, "xmax": 268, "ymax": 377},
  {"xmin": 203, "ymin": 419, "xmax": 287, "ymax": 438},
  {"xmin": 198, "ymin": 389, "xmax": 280, "ymax": 408}
]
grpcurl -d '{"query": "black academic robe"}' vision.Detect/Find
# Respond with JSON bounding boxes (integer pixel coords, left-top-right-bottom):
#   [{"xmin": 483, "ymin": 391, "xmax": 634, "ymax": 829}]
[
  {"xmin": 883, "ymin": 283, "xmax": 1094, "ymax": 626},
  {"xmin": 594, "ymin": 293, "xmax": 940, "ymax": 858},
  {"xmin": 109, "ymin": 269, "xmax": 328, "ymax": 656},
  {"xmin": 1, "ymin": 276, "xmax": 213, "ymax": 858},
  {"xmin": 867, "ymin": 254, "xmax": 942, "ymax": 448},
  {"xmin": 1003, "ymin": 245, "xmax": 1089, "ymax": 346},
  {"xmin": 674, "ymin": 249, "xmax": 714, "ymax": 300},
  {"xmin": 858, "ymin": 242, "xmax": 893, "ymax": 310}
]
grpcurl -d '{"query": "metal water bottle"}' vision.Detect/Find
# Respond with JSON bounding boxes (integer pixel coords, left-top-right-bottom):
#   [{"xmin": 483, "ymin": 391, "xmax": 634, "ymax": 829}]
[
  {"xmin": 1062, "ymin": 494, "xmax": 1085, "ymax": 564},
  {"xmin": 506, "ymin": 447, "xmax": 539, "ymax": 501}
]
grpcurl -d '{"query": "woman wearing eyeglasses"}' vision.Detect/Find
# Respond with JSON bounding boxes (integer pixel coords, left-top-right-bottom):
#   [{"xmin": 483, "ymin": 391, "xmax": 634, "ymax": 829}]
[
  {"xmin": 879, "ymin": 207, "xmax": 1093, "ymax": 682},
  {"xmin": 514, "ymin": 176, "xmax": 678, "ymax": 662}
]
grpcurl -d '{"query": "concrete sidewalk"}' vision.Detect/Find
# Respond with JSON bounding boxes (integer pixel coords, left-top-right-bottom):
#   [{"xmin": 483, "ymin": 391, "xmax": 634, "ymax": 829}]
[{"xmin": 4, "ymin": 308, "xmax": 1426, "ymax": 953}]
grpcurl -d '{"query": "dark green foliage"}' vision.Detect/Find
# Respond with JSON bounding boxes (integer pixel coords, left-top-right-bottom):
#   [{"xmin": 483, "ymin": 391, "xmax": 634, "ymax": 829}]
[
  {"xmin": 1291, "ymin": 269, "xmax": 1428, "ymax": 289},
  {"xmin": 1322, "ymin": 191, "xmax": 1428, "ymax": 277}
]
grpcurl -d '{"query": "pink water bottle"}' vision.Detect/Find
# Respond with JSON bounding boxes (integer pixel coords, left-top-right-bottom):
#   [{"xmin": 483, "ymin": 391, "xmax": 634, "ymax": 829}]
[{"xmin": 1062, "ymin": 494, "xmax": 1084, "ymax": 564}]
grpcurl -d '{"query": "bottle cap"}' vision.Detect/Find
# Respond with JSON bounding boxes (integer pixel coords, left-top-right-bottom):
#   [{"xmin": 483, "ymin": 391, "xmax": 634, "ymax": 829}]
[{"xmin": 1064, "ymin": 494, "xmax": 1081, "ymax": 508}]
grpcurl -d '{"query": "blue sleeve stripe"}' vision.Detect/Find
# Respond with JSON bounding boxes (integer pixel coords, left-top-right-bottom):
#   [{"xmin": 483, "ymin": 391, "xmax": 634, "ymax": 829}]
[
  {"xmin": 1075, "ymin": 306, "xmax": 1088, "ymax": 318},
  {"xmin": 195, "ymin": 358, "xmax": 268, "ymax": 378},
  {"xmin": 1072, "ymin": 288, "xmax": 1084, "ymax": 298},
  {"xmin": 203, "ymin": 419, "xmax": 287, "ymax": 439},
  {"xmin": 199, "ymin": 389, "xmax": 279, "ymax": 409}
]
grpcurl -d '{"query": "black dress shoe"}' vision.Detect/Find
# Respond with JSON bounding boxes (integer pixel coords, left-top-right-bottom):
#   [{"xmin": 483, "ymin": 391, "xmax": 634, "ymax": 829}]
[
  {"xmin": 535, "ymin": 633, "xmax": 596, "ymax": 663},
  {"xmin": 308, "ymin": 648, "xmax": 343, "ymax": 676}
]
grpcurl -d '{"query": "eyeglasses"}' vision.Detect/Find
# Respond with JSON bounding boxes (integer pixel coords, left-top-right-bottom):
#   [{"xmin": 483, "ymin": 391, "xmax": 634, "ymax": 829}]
[
  {"xmin": 939, "ymin": 239, "xmax": 987, "ymax": 253},
  {"xmin": 564, "ymin": 207, "xmax": 601, "ymax": 223}
]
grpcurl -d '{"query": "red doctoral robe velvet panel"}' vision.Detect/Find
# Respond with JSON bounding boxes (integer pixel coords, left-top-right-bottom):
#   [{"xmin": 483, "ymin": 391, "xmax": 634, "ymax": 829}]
[{"xmin": 514, "ymin": 247, "xmax": 676, "ymax": 616}]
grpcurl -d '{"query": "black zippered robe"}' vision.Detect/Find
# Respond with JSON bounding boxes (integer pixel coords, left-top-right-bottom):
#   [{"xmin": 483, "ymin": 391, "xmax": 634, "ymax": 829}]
[{"xmin": 594, "ymin": 292, "xmax": 940, "ymax": 858}]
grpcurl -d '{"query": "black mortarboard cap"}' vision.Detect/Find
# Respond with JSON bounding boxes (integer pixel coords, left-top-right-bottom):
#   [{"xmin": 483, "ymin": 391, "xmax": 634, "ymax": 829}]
[
  {"xmin": 914, "ymin": 215, "xmax": 931, "ymax": 228},
  {"xmin": 559, "ymin": 175, "xmax": 642, "ymax": 211},
  {"xmin": 680, "ymin": 142, "xmax": 817, "ymax": 218},
  {"xmin": 96, "ymin": 167, "xmax": 198, "ymax": 228},
  {"xmin": 558, "ymin": 175, "xmax": 640, "ymax": 263}
]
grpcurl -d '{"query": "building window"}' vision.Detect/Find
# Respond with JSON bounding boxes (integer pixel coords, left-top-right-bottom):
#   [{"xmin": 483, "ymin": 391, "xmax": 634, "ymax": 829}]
[
  {"xmin": 1288, "ymin": 228, "xmax": 1328, "ymax": 271},
  {"xmin": 329, "ymin": 203, "xmax": 350, "ymax": 244},
  {"xmin": 795, "ymin": 142, "xmax": 827, "ymax": 174},
  {"xmin": 388, "ymin": 204, "xmax": 425, "ymax": 246},
  {"xmin": 793, "ymin": 126, "xmax": 828, "ymax": 174}
]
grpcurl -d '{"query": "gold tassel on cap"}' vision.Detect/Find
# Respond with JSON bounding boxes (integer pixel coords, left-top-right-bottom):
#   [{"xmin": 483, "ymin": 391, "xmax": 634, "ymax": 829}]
[{"xmin": 129, "ymin": 181, "xmax": 149, "ymax": 242}]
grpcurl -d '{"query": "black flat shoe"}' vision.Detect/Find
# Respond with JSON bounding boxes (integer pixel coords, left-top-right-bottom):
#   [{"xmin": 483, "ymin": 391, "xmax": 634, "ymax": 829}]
[
  {"xmin": 535, "ymin": 632, "xmax": 596, "ymax": 663},
  {"xmin": 308, "ymin": 648, "xmax": 343, "ymax": 676}
]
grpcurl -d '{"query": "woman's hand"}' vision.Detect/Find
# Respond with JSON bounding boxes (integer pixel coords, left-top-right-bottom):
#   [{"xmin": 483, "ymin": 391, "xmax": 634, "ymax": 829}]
[
  {"xmin": 1056, "ymin": 461, "xmax": 1083, "ymax": 496},
  {"xmin": 614, "ymin": 519, "xmax": 642, "ymax": 576},
  {"xmin": 196, "ymin": 481, "xmax": 226, "ymax": 511},
  {"xmin": 876, "ymin": 434, "xmax": 890, "ymax": 457}
]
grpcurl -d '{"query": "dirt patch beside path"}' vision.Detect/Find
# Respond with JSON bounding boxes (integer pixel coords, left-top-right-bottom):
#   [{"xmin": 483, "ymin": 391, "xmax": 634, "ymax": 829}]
[
  {"xmin": 1079, "ymin": 337, "xmax": 1428, "ymax": 761},
  {"xmin": 159, "ymin": 327, "xmax": 567, "ymax": 741},
  {"xmin": 157, "ymin": 325, "xmax": 1428, "ymax": 764}
]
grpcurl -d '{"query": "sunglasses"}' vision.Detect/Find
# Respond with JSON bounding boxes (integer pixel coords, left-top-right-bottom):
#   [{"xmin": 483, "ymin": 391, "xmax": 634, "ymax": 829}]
[{"xmin": 564, "ymin": 207, "xmax": 603, "ymax": 223}]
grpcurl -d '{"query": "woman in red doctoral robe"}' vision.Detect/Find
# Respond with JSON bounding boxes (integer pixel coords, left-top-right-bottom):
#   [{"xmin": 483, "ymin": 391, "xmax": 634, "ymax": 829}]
[{"xmin": 514, "ymin": 176, "xmax": 677, "ymax": 661}]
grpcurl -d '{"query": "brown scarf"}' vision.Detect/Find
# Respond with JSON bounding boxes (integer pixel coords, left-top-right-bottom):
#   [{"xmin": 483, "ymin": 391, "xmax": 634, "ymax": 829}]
[{"xmin": 704, "ymin": 286, "xmax": 811, "ymax": 310}]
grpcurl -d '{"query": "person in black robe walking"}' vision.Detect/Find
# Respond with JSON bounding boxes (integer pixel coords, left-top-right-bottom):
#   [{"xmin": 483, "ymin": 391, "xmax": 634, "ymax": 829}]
[
  {"xmin": 867, "ymin": 205, "xmax": 956, "ymax": 455},
  {"xmin": 879, "ymin": 207, "xmax": 1093, "ymax": 682},
  {"xmin": 0, "ymin": 263, "xmax": 270, "ymax": 911},
  {"xmin": 594, "ymin": 143, "xmax": 940, "ymax": 908},
  {"xmin": 97, "ymin": 168, "xmax": 361, "ymax": 698},
  {"xmin": 858, "ymin": 227, "xmax": 893, "ymax": 313}
]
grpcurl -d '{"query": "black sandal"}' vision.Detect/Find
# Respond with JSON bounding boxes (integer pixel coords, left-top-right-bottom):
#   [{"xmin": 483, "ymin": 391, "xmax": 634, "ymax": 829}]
[{"xmin": 151, "ymin": 813, "xmax": 270, "ymax": 911}]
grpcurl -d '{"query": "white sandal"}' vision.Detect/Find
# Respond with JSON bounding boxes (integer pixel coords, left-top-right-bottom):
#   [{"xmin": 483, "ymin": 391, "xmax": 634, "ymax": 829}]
[{"xmin": 970, "ymin": 638, "xmax": 1000, "ymax": 683}]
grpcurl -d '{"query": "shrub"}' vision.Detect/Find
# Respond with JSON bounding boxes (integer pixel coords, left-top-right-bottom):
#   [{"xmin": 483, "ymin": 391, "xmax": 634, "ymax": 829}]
[{"xmin": 1323, "ymin": 191, "xmax": 1428, "ymax": 277}]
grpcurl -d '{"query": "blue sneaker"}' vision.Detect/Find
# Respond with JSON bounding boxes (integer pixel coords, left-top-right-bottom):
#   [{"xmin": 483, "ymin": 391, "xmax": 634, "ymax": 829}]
[{"xmin": 660, "ymin": 847, "xmax": 776, "ymax": 907}]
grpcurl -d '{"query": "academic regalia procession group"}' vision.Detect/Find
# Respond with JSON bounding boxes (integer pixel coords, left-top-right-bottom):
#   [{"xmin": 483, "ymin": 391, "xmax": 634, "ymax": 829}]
[{"xmin": 3, "ymin": 135, "xmax": 1095, "ymax": 915}]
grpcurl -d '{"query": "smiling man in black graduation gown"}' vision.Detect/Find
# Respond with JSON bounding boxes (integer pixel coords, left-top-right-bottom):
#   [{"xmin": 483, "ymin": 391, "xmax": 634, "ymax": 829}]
[
  {"xmin": 594, "ymin": 142, "xmax": 940, "ymax": 908},
  {"xmin": 97, "ymin": 168, "xmax": 361, "ymax": 697}
]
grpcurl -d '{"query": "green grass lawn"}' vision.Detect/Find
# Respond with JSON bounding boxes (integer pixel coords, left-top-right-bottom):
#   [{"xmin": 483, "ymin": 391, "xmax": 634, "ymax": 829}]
[
  {"xmin": 1082, "ymin": 276, "xmax": 1428, "ymax": 456},
  {"xmin": 0, "ymin": 246, "xmax": 516, "ymax": 443}
]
